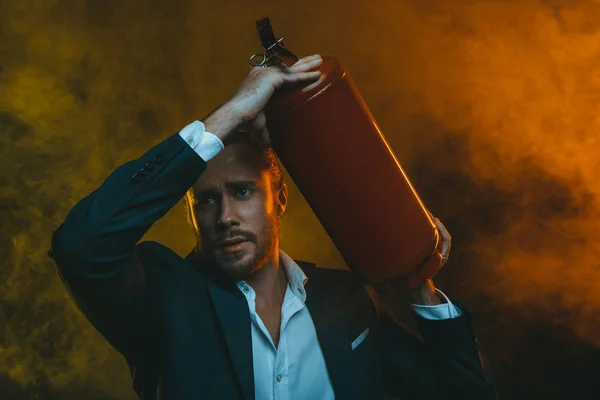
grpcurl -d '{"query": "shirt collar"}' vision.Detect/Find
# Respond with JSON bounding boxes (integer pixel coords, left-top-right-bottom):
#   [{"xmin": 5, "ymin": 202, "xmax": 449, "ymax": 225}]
[
  {"xmin": 235, "ymin": 250, "xmax": 308, "ymax": 303},
  {"xmin": 279, "ymin": 250, "xmax": 308, "ymax": 303}
]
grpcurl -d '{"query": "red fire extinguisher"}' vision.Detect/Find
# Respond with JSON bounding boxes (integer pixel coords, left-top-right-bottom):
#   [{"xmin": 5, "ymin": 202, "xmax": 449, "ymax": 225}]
[{"xmin": 249, "ymin": 17, "xmax": 441, "ymax": 290}]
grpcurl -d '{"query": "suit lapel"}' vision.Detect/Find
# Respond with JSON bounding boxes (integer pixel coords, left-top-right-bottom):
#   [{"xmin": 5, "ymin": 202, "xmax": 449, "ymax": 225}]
[
  {"xmin": 301, "ymin": 262, "xmax": 355, "ymax": 400},
  {"xmin": 187, "ymin": 250, "xmax": 255, "ymax": 400},
  {"xmin": 206, "ymin": 283, "xmax": 255, "ymax": 400}
]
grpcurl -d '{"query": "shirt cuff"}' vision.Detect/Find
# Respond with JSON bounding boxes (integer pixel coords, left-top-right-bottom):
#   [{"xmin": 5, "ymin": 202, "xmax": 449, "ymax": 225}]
[
  {"xmin": 409, "ymin": 288, "xmax": 462, "ymax": 320},
  {"xmin": 178, "ymin": 120, "xmax": 224, "ymax": 162}
]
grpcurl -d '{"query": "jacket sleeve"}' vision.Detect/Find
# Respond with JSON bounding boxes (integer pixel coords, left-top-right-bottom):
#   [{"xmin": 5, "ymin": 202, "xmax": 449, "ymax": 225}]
[
  {"xmin": 380, "ymin": 303, "xmax": 497, "ymax": 400},
  {"xmin": 49, "ymin": 129, "xmax": 207, "ymax": 356}
]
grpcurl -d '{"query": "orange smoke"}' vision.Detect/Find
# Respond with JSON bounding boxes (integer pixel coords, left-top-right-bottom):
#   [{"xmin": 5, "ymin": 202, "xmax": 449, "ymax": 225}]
[{"xmin": 2, "ymin": 0, "xmax": 600, "ymax": 398}]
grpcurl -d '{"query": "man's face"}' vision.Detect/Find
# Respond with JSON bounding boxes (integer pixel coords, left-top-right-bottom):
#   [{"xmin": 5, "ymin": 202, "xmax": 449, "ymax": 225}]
[{"xmin": 187, "ymin": 141, "xmax": 286, "ymax": 280}]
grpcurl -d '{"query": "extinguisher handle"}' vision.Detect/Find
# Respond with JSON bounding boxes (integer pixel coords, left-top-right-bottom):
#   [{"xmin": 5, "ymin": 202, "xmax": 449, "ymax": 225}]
[{"xmin": 249, "ymin": 16, "xmax": 299, "ymax": 68}]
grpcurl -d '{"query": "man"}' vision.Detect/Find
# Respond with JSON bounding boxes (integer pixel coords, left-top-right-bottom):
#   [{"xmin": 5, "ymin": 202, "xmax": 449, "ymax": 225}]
[{"xmin": 50, "ymin": 54, "xmax": 496, "ymax": 399}]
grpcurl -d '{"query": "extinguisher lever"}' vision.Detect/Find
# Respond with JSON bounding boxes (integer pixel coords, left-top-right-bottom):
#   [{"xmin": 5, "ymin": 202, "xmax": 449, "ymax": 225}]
[
  {"xmin": 248, "ymin": 16, "xmax": 299, "ymax": 68},
  {"xmin": 256, "ymin": 16, "xmax": 280, "ymax": 51}
]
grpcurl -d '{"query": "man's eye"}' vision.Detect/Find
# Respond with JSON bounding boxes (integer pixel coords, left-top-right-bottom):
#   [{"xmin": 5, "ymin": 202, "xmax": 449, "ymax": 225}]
[
  {"xmin": 197, "ymin": 195, "xmax": 216, "ymax": 205},
  {"xmin": 237, "ymin": 188, "xmax": 252, "ymax": 198}
]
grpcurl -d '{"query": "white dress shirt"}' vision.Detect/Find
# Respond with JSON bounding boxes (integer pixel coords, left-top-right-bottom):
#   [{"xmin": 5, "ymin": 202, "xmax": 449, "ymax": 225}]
[
  {"xmin": 237, "ymin": 251, "xmax": 336, "ymax": 400},
  {"xmin": 178, "ymin": 120, "xmax": 462, "ymax": 399}
]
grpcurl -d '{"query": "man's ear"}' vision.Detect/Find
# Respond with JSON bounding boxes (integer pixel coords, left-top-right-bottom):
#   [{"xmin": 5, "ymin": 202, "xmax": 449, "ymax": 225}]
[{"xmin": 276, "ymin": 183, "xmax": 288, "ymax": 216}]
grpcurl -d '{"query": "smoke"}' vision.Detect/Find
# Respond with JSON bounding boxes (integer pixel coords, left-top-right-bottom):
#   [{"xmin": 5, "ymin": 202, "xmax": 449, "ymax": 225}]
[{"xmin": 3, "ymin": 0, "xmax": 600, "ymax": 398}]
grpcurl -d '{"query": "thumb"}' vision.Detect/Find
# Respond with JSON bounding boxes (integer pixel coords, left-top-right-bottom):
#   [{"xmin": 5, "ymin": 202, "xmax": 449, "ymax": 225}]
[
  {"xmin": 251, "ymin": 112, "xmax": 271, "ymax": 146},
  {"xmin": 259, "ymin": 124, "xmax": 271, "ymax": 147}
]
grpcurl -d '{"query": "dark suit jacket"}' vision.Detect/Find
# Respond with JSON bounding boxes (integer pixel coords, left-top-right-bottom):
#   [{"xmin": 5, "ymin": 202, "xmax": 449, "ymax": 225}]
[{"xmin": 49, "ymin": 131, "xmax": 497, "ymax": 400}]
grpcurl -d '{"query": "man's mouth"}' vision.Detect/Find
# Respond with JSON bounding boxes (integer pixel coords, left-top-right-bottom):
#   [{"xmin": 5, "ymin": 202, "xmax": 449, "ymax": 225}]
[{"xmin": 217, "ymin": 237, "xmax": 249, "ymax": 254}]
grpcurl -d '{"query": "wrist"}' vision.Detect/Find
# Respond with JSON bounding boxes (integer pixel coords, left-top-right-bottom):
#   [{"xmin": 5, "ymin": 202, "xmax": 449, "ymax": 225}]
[
  {"xmin": 407, "ymin": 279, "xmax": 442, "ymax": 305},
  {"xmin": 201, "ymin": 101, "xmax": 245, "ymax": 145}
]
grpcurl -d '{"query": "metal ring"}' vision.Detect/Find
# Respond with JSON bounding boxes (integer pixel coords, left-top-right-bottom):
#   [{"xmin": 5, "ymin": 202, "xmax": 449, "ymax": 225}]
[
  {"xmin": 440, "ymin": 253, "xmax": 449, "ymax": 264},
  {"xmin": 248, "ymin": 52, "xmax": 267, "ymax": 67}
]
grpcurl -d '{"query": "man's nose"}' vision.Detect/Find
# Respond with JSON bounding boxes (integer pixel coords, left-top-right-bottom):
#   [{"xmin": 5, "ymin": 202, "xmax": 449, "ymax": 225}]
[{"xmin": 217, "ymin": 196, "xmax": 239, "ymax": 226}]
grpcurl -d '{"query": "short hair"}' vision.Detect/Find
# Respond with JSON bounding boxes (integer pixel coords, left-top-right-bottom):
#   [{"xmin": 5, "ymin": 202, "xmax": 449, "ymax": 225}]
[{"xmin": 239, "ymin": 131, "xmax": 285, "ymax": 193}]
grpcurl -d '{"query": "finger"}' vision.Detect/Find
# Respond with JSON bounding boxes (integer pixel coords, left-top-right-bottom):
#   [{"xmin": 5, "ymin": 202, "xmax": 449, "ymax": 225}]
[
  {"xmin": 260, "ymin": 125, "xmax": 271, "ymax": 147},
  {"xmin": 250, "ymin": 112, "xmax": 270, "ymax": 144},
  {"xmin": 281, "ymin": 70, "xmax": 322, "ymax": 84},
  {"xmin": 435, "ymin": 218, "xmax": 451, "ymax": 242},
  {"xmin": 291, "ymin": 54, "xmax": 322, "ymax": 67},
  {"xmin": 434, "ymin": 218, "xmax": 451, "ymax": 259},
  {"xmin": 290, "ymin": 57, "xmax": 323, "ymax": 71},
  {"xmin": 288, "ymin": 56, "xmax": 323, "ymax": 72},
  {"xmin": 267, "ymin": 55, "xmax": 320, "ymax": 72}
]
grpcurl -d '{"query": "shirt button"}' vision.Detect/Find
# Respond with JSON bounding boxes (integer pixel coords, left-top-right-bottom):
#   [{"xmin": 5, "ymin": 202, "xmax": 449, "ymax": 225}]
[
  {"xmin": 243, "ymin": 287, "xmax": 249, "ymax": 294},
  {"xmin": 276, "ymin": 374, "xmax": 282, "ymax": 382}
]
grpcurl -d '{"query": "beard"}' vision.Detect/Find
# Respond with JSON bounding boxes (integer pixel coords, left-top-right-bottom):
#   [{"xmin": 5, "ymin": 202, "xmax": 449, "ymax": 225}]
[{"xmin": 201, "ymin": 217, "xmax": 280, "ymax": 281}]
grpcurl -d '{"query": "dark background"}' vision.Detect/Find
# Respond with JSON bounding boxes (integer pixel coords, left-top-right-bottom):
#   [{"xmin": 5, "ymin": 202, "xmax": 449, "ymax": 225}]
[{"xmin": 2, "ymin": 0, "xmax": 600, "ymax": 398}]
